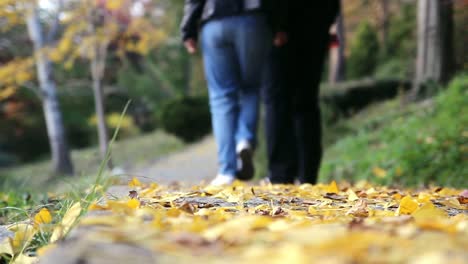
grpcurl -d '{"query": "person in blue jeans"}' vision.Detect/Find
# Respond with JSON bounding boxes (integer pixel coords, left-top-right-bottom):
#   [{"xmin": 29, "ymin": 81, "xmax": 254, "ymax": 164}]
[{"xmin": 181, "ymin": 0, "xmax": 282, "ymax": 185}]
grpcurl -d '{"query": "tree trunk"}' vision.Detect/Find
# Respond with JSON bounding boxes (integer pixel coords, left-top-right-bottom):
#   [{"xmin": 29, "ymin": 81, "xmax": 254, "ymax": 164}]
[
  {"xmin": 413, "ymin": 0, "xmax": 454, "ymax": 97},
  {"xmin": 26, "ymin": 5, "xmax": 74, "ymax": 175},
  {"xmin": 91, "ymin": 44, "xmax": 113, "ymax": 169},
  {"xmin": 380, "ymin": 0, "xmax": 390, "ymax": 56},
  {"xmin": 328, "ymin": 14, "xmax": 346, "ymax": 84}
]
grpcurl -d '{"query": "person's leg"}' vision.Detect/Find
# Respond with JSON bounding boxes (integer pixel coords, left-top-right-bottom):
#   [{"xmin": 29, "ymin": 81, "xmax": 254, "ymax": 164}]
[
  {"xmin": 232, "ymin": 14, "xmax": 271, "ymax": 180},
  {"xmin": 234, "ymin": 14, "xmax": 270, "ymax": 147},
  {"xmin": 291, "ymin": 28, "xmax": 330, "ymax": 184},
  {"xmin": 200, "ymin": 20, "xmax": 241, "ymax": 180},
  {"xmin": 262, "ymin": 45, "xmax": 297, "ymax": 184}
]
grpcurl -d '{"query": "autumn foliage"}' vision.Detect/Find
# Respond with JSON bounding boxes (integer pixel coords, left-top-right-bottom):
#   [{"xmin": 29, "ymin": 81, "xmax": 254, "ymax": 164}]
[{"xmin": 3, "ymin": 180, "xmax": 464, "ymax": 263}]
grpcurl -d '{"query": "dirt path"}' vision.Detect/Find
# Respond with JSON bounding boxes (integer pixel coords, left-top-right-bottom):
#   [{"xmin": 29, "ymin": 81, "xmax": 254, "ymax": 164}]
[
  {"xmin": 124, "ymin": 136, "xmax": 218, "ymax": 185},
  {"xmin": 106, "ymin": 136, "xmax": 218, "ymax": 198}
]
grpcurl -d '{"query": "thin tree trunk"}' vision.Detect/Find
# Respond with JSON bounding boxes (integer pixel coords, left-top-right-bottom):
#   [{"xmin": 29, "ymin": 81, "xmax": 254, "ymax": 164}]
[
  {"xmin": 26, "ymin": 4, "xmax": 74, "ymax": 175},
  {"xmin": 380, "ymin": 0, "xmax": 390, "ymax": 56},
  {"xmin": 91, "ymin": 43, "xmax": 113, "ymax": 169},
  {"xmin": 413, "ymin": 0, "xmax": 454, "ymax": 98}
]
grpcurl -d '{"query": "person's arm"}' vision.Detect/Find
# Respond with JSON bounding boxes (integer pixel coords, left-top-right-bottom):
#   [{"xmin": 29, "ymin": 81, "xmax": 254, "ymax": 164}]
[{"xmin": 180, "ymin": 0, "xmax": 206, "ymax": 53}]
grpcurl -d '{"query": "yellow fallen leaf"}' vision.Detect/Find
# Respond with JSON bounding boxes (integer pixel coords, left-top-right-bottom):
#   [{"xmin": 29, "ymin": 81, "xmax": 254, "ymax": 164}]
[
  {"xmin": 346, "ymin": 199, "xmax": 369, "ymax": 217},
  {"xmin": 12, "ymin": 254, "xmax": 37, "ymax": 264},
  {"xmin": 327, "ymin": 181, "xmax": 339, "ymax": 194},
  {"xmin": 203, "ymin": 216, "xmax": 272, "ymax": 241},
  {"xmin": 414, "ymin": 218, "xmax": 458, "ymax": 233},
  {"xmin": 347, "ymin": 189, "xmax": 359, "ymax": 202},
  {"xmin": 440, "ymin": 198, "xmax": 467, "ymax": 210},
  {"xmin": 308, "ymin": 206, "xmax": 317, "ymax": 215},
  {"xmin": 34, "ymin": 208, "xmax": 52, "ymax": 226},
  {"xmin": 8, "ymin": 224, "xmax": 36, "ymax": 254},
  {"xmin": 88, "ymin": 203, "xmax": 109, "ymax": 211},
  {"xmin": 80, "ymin": 215, "xmax": 125, "ymax": 226},
  {"xmin": 139, "ymin": 184, "xmax": 159, "ymax": 197},
  {"xmin": 438, "ymin": 188, "xmax": 459, "ymax": 196},
  {"xmin": 37, "ymin": 244, "xmax": 57, "ymax": 257},
  {"xmin": 0, "ymin": 236, "xmax": 13, "ymax": 255},
  {"xmin": 396, "ymin": 196, "xmax": 419, "ymax": 215},
  {"xmin": 372, "ymin": 167, "xmax": 387, "ymax": 178},
  {"xmin": 366, "ymin": 187, "xmax": 377, "ymax": 195},
  {"xmin": 129, "ymin": 177, "xmax": 142, "ymax": 188},
  {"xmin": 417, "ymin": 193, "xmax": 432, "ymax": 203},
  {"xmin": 106, "ymin": 200, "xmax": 140, "ymax": 213},
  {"xmin": 50, "ymin": 202, "xmax": 82, "ymax": 243},
  {"xmin": 392, "ymin": 193, "xmax": 402, "ymax": 200},
  {"xmin": 412, "ymin": 202, "xmax": 447, "ymax": 221},
  {"xmin": 127, "ymin": 198, "xmax": 140, "ymax": 209}
]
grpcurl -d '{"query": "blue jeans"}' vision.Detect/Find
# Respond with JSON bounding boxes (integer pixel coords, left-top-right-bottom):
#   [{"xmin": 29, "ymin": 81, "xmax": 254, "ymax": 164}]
[{"xmin": 201, "ymin": 14, "xmax": 270, "ymax": 176}]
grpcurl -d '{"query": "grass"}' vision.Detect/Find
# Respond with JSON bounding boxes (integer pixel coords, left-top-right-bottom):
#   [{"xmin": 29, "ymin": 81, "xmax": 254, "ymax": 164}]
[
  {"xmin": 1, "ymin": 109, "xmax": 186, "ymax": 262},
  {"xmin": 320, "ymin": 75, "xmax": 468, "ymax": 187},
  {"xmin": 0, "ymin": 130, "xmax": 184, "ymax": 193},
  {"xmin": 253, "ymin": 75, "xmax": 467, "ymax": 188}
]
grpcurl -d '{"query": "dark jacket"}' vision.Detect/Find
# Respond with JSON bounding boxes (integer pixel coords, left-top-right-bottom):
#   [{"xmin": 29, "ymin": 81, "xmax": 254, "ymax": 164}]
[{"xmin": 180, "ymin": 0, "xmax": 286, "ymax": 41}]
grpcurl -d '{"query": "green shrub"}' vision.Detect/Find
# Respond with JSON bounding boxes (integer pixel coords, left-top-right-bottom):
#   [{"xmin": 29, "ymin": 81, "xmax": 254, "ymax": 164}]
[
  {"xmin": 320, "ymin": 75, "xmax": 468, "ymax": 187},
  {"xmin": 160, "ymin": 96, "xmax": 211, "ymax": 143},
  {"xmin": 386, "ymin": 3, "xmax": 417, "ymax": 60},
  {"xmin": 347, "ymin": 22, "xmax": 380, "ymax": 79}
]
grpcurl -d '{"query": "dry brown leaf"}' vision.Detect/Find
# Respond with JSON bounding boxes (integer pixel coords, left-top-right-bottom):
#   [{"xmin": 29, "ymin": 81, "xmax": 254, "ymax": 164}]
[{"xmin": 346, "ymin": 199, "xmax": 369, "ymax": 217}]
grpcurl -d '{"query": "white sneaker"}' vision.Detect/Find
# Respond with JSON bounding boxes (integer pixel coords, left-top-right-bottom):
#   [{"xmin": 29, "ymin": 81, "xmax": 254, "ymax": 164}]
[
  {"xmin": 236, "ymin": 140, "xmax": 252, "ymax": 154},
  {"xmin": 210, "ymin": 174, "xmax": 235, "ymax": 186}
]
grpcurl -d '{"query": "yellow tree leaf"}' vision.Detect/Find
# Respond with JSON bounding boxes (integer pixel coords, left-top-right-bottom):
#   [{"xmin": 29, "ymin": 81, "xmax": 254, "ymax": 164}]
[
  {"xmin": 105, "ymin": 0, "xmax": 125, "ymax": 11},
  {"xmin": 50, "ymin": 202, "xmax": 82, "ymax": 243},
  {"xmin": 395, "ymin": 195, "xmax": 419, "ymax": 215},
  {"xmin": 0, "ymin": 86, "xmax": 16, "ymax": 100},
  {"xmin": 34, "ymin": 208, "xmax": 52, "ymax": 226}
]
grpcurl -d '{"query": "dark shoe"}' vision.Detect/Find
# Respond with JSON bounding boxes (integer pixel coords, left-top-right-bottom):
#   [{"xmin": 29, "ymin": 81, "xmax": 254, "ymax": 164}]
[{"xmin": 236, "ymin": 148, "xmax": 255, "ymax": 180}]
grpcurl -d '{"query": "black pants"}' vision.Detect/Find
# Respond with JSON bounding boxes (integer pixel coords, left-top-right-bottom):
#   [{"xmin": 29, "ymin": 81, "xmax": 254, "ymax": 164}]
[{"xmin": 262, "ymin": 12, "xmax": 335, "ymax": 184}]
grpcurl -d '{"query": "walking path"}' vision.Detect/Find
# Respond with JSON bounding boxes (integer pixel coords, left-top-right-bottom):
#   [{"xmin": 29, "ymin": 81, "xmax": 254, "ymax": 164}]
[
  {"xmin": 125, "ymin": 136, "xmax": 218, "ymax": 185},
  {"xmin": 107, "ymin": 136, "xmax": 218, "ymax": 198}
]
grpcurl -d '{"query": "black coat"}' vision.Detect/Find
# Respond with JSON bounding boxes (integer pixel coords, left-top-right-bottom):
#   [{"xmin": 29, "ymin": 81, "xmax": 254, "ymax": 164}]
[{"xmin": 180, "ymin": 0, "xmax": 286, "ymax": 41}]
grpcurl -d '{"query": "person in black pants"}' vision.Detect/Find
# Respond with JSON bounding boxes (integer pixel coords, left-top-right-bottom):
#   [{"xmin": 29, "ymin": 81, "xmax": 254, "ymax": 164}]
[{"xmin": 263, "ymin": 1, "xmax": 340, "ymax": 184}]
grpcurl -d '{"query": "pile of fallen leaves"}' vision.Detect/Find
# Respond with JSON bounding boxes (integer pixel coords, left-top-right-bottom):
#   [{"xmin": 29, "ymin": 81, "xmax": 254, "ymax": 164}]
[{"xmin": 4, "ymin": 179, "xmax": 468, "ymax": 263}]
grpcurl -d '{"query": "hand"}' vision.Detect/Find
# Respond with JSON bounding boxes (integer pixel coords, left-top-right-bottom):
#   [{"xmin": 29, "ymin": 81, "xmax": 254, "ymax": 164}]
[
  {"xmin": 184, "ymin": 38, "xmax": 197, "ymax": 54},
  {"xmin": 274, "ymin": 32, "xmax": 288, "ymax": 47}
]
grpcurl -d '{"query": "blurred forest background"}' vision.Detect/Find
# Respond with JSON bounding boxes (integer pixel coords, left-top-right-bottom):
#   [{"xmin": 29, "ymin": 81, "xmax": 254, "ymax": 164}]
[{"xmin": 0, "ymin": 0, "xmax": 466, "ymax": 188}]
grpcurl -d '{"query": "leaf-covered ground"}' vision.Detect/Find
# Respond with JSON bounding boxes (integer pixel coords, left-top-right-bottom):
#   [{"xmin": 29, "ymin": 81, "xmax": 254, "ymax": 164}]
[{"xmin": 30, "ymin": 179, "xmax": 468, "ymax": 264}]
